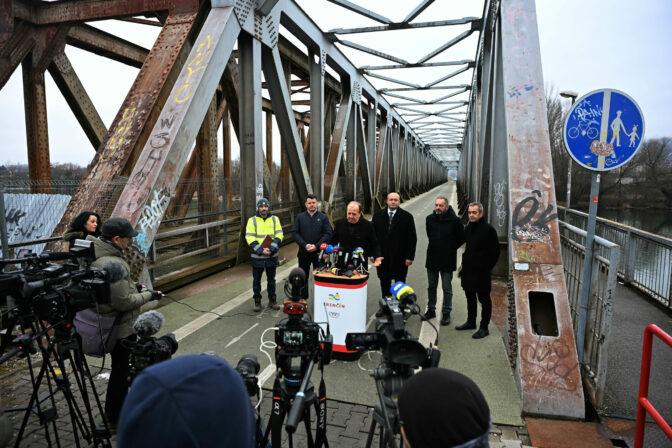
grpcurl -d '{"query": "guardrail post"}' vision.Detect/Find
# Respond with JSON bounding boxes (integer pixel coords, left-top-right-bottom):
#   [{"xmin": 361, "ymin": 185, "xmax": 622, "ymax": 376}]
[
  {"xmin": 624, "ymin": 229, "xmax": 636, "ymax": 283},
  {"xmin": 0, "ymin": 182, "xmax": 8, "ymax": 262}
]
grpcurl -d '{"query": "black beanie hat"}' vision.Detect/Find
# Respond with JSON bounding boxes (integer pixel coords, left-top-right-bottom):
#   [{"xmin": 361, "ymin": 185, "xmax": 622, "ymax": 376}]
[{"xmin": 398, "ymin": 368, "xmax": 490, "ymax": 447}]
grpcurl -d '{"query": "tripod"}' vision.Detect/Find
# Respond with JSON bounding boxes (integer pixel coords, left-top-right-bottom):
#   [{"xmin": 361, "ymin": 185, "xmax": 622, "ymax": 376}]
[
  {"xmin": 2, "ymin": 317, "xmax": 111, "ymax": 447},
  {"xmin": 364, "ymin": 364, "xmax": 411, "ymax": 448},
  {"xmin": 261, "ymin": 358, "xmax": 327, "ymax": 448}
]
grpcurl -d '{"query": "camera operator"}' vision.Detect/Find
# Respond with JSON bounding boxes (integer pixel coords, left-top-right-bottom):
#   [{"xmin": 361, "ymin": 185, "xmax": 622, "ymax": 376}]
[
  {"xmin": 117, "ymin": 354, "xmax": 255, "ymax": 448},
  {"xmin": 397, "ymin": 368, "xmax": 491, "ymax": 448},
  {"xmin": 91, "ymin": 217, "xmax": 161, "ymax": 428}
]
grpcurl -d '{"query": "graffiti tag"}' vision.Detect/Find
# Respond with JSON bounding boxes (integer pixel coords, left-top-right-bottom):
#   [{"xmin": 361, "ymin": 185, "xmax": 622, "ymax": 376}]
[{"xmin": 511, "ymin": 190, "xmax": 557, "ymax": 243}]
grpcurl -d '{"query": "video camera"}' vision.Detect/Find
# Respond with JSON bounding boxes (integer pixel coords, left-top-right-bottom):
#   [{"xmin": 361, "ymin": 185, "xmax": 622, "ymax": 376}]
[
  {"xmin": 123, "ymin": 311, "xmax": 178, "ymax": 383},
  {"xmin": 345, "ymin": 282, "xmax": 440, "ymax": 447},
  {"xmin": 275, "ymin": 268, "xmax": 332, "ymax": 385},
  {"xmin": 0, "ymin": 240, "xmax": 122, "ymax": 350}
]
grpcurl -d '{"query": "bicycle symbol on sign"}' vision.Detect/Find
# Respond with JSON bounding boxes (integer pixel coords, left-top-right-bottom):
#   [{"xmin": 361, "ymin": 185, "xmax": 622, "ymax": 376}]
[{"xmin": 568, "ymin": 119, "xmax": 599, "ymax": 140}]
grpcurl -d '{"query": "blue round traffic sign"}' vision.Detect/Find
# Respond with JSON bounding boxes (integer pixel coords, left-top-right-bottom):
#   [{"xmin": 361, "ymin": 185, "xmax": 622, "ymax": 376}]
[{"xmin": 563, "ymin": 89, "xmax": 644, "ymax": 171}]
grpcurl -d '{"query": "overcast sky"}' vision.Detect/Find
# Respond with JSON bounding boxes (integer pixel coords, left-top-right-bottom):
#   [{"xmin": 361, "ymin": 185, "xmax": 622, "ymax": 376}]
[{"xmin": 0, "ymin": 0, "xmax": 670, "ymax": 166}]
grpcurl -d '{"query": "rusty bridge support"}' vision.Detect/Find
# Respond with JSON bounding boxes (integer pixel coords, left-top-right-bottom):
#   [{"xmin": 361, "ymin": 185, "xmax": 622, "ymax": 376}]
[{"xmin": 458, "ymin": 0, "xmax": 584, "ymax": 419}]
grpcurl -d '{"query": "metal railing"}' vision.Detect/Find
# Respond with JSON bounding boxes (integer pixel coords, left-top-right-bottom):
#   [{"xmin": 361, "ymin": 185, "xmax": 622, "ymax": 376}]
[
  {"xmin": 560, "ymin": 221, "xmax": 619, "ymax": 410},
  {"xmin": 635, "ymin": 324, "xmax": 672, "ymax": 448},
  {"xmin": 561, "ymin": 207, "xmax": 672, "ymax": 310}
]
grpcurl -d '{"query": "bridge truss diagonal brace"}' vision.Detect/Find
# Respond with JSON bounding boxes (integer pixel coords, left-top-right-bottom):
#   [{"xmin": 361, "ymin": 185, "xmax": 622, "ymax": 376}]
[
  {"xmin": 262, "ymin": 45, "xmax": 312, "ymax": 202},
  {"xmin": 112, "ymin": 7, "xmax": 240, "ymax": 259},
  {"xmin": 324, "ymin": 83, "xmax": 352, "ymax": 205},
  {"xmin": 51, "ymin": 10, "xmax": 200, "ymax": 247},
  {"xmin": 498, "ymin": 0, "xmax": 584, "ymax": 419}
]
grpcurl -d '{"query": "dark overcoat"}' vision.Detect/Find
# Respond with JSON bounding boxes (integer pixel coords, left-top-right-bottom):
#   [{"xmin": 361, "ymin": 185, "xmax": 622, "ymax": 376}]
[
  {"xmin": 460, "ymin": 218, "xmax": 500, "ymax": 292},
  {"xmin": 330, "ymin": 217, "xmax": 381, "ymax": 261},
  {"xmin": 372, "ymin": 207, "xmax": 417, "ymax": 280},
  {"xmin": 425, "ymin": 206, "xmax": 465, "ymax": 272}
]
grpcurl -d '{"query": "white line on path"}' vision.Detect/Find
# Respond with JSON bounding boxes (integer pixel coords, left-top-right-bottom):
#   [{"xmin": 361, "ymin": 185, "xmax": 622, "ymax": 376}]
[{"xmin": 225, "ymin": 323, "xmax": 260, "ymax": 348}]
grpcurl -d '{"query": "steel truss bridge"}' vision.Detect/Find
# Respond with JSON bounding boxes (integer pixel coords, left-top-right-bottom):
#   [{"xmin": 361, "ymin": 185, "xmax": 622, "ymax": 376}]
[{"xmin": 1, "ymin": 0, "xmax": 585, "ymax": 419}]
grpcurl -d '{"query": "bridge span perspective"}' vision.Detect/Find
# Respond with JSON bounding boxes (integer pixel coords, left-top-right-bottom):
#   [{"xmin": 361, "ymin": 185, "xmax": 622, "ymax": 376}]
[{"xmin": 1, "ymin": 1, "xmax": 671, "ymax": 447}]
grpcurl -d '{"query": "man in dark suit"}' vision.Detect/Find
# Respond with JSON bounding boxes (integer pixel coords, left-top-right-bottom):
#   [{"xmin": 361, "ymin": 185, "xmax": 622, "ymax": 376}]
[
  {"xmin": 292, "ymin": 194, "xmax": 333, "ymax": 297},
  {"xmin": 372, "ymin": 192, "xmax": 417, "ymax": 296},
  {"xmin": 457, "ymin": 201, "xmax": 500, "ymax": 339}
]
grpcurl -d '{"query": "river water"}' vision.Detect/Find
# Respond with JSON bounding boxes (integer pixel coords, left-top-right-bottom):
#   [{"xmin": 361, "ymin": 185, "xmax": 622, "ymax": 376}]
[{"xmin": 597, "ymin": 208, "xmax": 672, "ymax": 239}]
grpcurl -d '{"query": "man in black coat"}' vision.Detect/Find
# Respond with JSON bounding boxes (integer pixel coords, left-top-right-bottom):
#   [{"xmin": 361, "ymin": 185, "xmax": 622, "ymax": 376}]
[
  {"xmin": 456, "ymin": 202, "xmax": 501, "ymax": 339},
  {"xmin": 331, "ymin": 201, "xmax": 383, "ymax": 269},
  {"xmin": 292, "ymin": 194, "xmax": 333, "ymax": 297},
  {"xmin": 425, "ymin": 196, "xmax": 465, "ymax": 326},
  {"xmin": 372, "ymin": 192, "xmax": 417, "ymax": 296}
]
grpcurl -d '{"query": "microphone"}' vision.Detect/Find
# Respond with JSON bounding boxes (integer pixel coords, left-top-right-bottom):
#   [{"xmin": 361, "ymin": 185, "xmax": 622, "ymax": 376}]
[
  {"xmin": 100, "ymin": 262, "xmax": 124, "ymax": 283},
  {"xmin": 133, "ymin": 310, "xmax": 165, "ymax": 338},
  {"xmin": 391, "ymin": 281, "xmax": 418, "ymax": 309},
  {"xmin": 317, "ymin": 243, "xmax": 328, "ymax": 260}
]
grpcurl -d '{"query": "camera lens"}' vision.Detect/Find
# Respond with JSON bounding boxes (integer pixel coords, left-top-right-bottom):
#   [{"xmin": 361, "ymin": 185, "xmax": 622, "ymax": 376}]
[{"xmin": 236, "ymin": 354, "xmax": 260, "ymax": 375}]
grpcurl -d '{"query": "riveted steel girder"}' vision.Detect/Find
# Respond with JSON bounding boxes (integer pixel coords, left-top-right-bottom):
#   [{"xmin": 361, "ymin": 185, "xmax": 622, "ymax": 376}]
[
  {"xmin": 51, "ymin": 9, "xmax": 201, "ymax": 248},
  {"xmin": 499, "ymin": 0, "xmax": 583, "ymax": 419},
  {"xmin": 66, "ymin": 24, "xmax": 149, "ymax": 68},
  {"xmin": 112, "ymin": 7, "xmax": 239, "ymax": 266},
  {"xmin": 48, "ymin": 50, "xmax": 107, "ymax": 149}
]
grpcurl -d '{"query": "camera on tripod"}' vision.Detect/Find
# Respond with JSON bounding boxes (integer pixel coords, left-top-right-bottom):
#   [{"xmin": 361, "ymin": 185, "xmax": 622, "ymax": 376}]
[
  {"xmin": 123, "ymin": 311, "xmax": 178, "ymax": 383},
  {"xmin": 1, "ymin": 240, "xmax": 121, "ymax": 349},
  {"xmin": 274, "ymin": 268, "xmax": 332, "ymax": 385},
  {"xmin": 345, "ymin": 282, "xmax": 441, "ymax": 448},
  {"xmin": 258, "ymin": 267, "xmax": 333, "ymax": 447}
]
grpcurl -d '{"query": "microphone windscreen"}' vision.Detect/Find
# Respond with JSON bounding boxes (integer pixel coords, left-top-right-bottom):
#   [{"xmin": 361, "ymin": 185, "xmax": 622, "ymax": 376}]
[
  {"xmin": 320, "ymin": 243, "xmax": 328, "ymax": 250},
  {"xmin": 326, "ymin": 245, "xmax": 334, "ymax": 254},
  {"xmin": 289, "ymin": 267, "xmax": 306, "ymax": 282},
  {"xmin": 134, "ymin": 310, "xmax": 164, "ymax": 337},
  {"xmin": 102, "ymin": 262, "xmax": 125, "ymax": 283}
]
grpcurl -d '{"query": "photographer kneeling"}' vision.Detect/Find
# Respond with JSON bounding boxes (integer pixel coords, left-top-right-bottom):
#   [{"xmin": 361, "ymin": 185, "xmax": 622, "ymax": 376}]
[
  {"xmin": 92, "ymin": 217, "xmax": 161, "ymax": 427},
  {"xmin": 117, "ymin": 354, "xmax": 255, "ymax": 448}
]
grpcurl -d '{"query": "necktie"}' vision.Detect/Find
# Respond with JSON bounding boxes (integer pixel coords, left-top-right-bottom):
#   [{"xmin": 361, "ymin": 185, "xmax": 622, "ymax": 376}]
[{"xmin": 389, "ymin": 211, "xmax": 394, "ymax": 226}]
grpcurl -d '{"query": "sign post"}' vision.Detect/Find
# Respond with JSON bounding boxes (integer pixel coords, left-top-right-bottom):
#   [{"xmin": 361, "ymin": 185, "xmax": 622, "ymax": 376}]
[{"xmin": 563, "ymin": 89, "xmax": 644, "ymax": 365}]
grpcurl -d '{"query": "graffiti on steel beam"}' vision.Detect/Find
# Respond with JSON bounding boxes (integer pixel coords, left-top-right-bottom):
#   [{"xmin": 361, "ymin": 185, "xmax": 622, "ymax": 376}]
[
  {"xmin": 130, "ymin": 114, "xmax": 175, "ymax": 187},
  {"xmin": 520, "ymin": 339, "xmax": 579, "ymax": 392},
  {"xmin": 104, "ymin": 105, "xmax": 137, "ymax": 155},
  {"xmin": 133, "ymin": 188, "xmax": 170, "ymax": 255},
  {"xmin": 174, "ymin": 34, "xmax": 213, "ymax": 104},
  {"xmin": 511, "ymin": 189, "xmax": 557, "ymax": 243},
  {"xmin": 494, "ymin": 179, "xmax": 507, "ymax": 228}
]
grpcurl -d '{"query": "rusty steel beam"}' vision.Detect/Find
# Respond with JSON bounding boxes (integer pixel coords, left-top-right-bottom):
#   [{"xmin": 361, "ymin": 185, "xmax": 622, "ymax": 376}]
[
  {"xmin": 167, "ymin": 149, "xmax": 198, "ymax": 218},
  {"xmin": 50, "ymin": 10, "xmax": 201, "ymax": 249},
  {"xmin": 66, "ymin": 24, "xmax": 149, "ymax": 68},
  {"xmin": 222, "ymin": 102, "xmax": 232, "ymax": 210},
  {"xmin": 356, "ymin": 105, "xmax": 372, "ymax": 210},
  {"xmin": 324, "ymin": 82, "xmax": 352, "ymax": 204},
  {"xmin": 0, "ymin": 21, "xmax": 34, "ymax": 90},
  {"xmin": 196, "ymin": 96, "xmax": 219, "ymax": 219},
  {"xmin": 14, "ymin": 0, "xmax": 178, "ymax": 25},
  {"xmin": 22, "ymin": 57, "xmax": 51, "ymax": 192},
  {"xmin": 112, "ymin": 7, "xmax": 239, "ymax": 275},
  {"xmin": 500, "ymin": 0, "xmax": 584, "ymax": 419},
  {"xmin": 262, "ymin": 45, "xmax": 312, "ymax": 203},
  {"xmin": 0, "ymin": 0, "xmax": 12, "ymax": 48},
  {"xmin": 48, "ymin": 50, "xmax": 107, "ymax": 150}
]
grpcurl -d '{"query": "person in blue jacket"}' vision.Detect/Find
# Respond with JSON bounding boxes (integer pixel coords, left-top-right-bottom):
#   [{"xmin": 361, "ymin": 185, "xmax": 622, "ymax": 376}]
[{"xmin": 292, "ymin": 194, "xmax": 332, "ymax": 297}]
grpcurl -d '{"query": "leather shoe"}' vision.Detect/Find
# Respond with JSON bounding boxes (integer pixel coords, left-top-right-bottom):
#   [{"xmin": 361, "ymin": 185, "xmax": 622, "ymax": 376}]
[
  {"xmin": 423, "ymin": 309, "xmax": 436, "ymax": 319},
  {"xmin": 253, "ymin": 300, "xmax": 262, "ymax": 312},
  {"xmin": 455, "ymin": 322, "xmax": 476, "ymax": 330},
  {"xmin": 440, "ymin": 314, "xmax": 451, "ymax": 326},
  {"xmin": 268, "ymin": 300, "xmax": 281, "ymax": 310},
  {"xmin": 472, "ymin": 328, "xmax": 489, "ymax": 339}
]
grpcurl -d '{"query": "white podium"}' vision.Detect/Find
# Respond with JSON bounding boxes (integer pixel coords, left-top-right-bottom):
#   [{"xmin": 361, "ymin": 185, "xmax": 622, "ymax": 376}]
[{"xmin": 313, "ymin": 271, "xmax": 368, "ymax": 359}]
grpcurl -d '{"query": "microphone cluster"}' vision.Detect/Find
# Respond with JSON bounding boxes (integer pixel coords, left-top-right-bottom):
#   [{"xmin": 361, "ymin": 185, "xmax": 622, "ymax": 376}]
[{"xmin": 316, "ymin": 244, "xmax": 367, "ymax": 277}]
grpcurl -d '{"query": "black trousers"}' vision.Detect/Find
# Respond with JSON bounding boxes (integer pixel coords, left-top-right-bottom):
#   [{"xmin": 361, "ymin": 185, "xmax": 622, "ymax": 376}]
[
  {"xmin": 105, "ymin": 334, "xmax": 135, "ymax": 425},
  {"xmin": 297, "ymin": 251, "xmax": 319, "ymax": 298},
  {"xmin": 465, "ymin": 288, "xmax": 492, "ymax": 330}
]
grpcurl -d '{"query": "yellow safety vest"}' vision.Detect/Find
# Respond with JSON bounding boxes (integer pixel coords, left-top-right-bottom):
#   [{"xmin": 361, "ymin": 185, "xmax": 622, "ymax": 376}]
[{"xmin": 246, "ymin": 214, "xmax": 283, "ymax": 256}]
